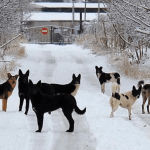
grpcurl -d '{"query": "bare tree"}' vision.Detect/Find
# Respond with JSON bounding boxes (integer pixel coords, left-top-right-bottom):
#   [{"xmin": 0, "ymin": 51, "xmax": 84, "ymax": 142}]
[
  {"xmin": 106, "ymin": 0, "xmax": 150, "ymax": 63},
  {"xmin": 0, "ymin": 0, "xmax": 33, "ymax": 44}
]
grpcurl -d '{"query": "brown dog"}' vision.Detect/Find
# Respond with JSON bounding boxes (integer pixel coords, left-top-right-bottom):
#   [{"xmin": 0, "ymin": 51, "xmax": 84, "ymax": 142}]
[
  {"xmin": 0, "ymin": 73, "xmax": 19, "ymax": 111},
  {"xmin": 138, "ymin": 80, "xmax": 150, "ymax": 114}
]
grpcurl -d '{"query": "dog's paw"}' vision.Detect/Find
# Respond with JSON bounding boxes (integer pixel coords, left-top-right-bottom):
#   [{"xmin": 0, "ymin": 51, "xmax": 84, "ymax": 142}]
[
  {"xmin": 101, "ymin": 90, "xmax": 105, "ymax": 94},
  {"xmin": 66, "ymin": 129, "xmax": 73, "ymax": 132},
  {"xmin": 36, "ymin": 130, "xmax": 41, "ymax": 132},
  {"xmin": 24, "ymin": 112, "xmax": 27, "ymax": 115}
]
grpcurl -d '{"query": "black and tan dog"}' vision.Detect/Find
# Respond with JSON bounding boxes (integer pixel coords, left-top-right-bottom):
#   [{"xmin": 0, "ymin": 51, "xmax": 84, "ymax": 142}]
[
  {"xmin": 29, "ymin": 80, "xmax": 86, "ymax": 133},
  {"xmin": 0, "ymin": 73, "xmax": 19, "ymax": 111},
  {"xmin": 138, "ymin": 80, "xmax": 150, "ymax": 114},
  {"xmin": 18, "ymin": 69, "xmax": 55, "ymax": 115},
  {"xmin": 51, "ymin": 74, "xmax": 81, "ymax": 96},
  {"xmin": 95, "ymin": 66, "xmax": 120, "ymax": 93},
  {"xmin": 110, "ymin": 83, "xmax": 142, "ymax": 120}
]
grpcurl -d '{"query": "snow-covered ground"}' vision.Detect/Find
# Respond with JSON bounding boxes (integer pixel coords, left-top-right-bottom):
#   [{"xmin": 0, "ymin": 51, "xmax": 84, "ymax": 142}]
[{"xmin": 0, "ymin": 44, "xmax": 150, "ymax": 150}]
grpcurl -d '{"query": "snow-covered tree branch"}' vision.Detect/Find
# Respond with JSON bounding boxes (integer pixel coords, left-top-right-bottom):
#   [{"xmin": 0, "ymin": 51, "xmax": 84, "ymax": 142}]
[
  {"xmin": 105, "ymin": 0, "xmax": 150, "ymax": 63},
  {"xmin": 107, "ymin": 0, "xmax": 150, "ymax": 42},
  {"xmin": 0, "ymin": 0, "xmax": 33, "ymax": 44}
]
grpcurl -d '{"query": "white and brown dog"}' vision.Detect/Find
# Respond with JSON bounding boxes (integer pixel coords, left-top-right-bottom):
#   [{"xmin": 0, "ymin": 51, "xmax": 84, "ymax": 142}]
[
  {"xmin": 110, "ymin": 83, "xmax": 142, "ymax": 120},
  {"xmin": 95, "ymin": 66, "xmax": 120, "ymax": 93}
]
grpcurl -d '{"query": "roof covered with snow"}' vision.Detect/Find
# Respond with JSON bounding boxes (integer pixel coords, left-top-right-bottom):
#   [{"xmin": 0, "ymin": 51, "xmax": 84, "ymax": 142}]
[
  {"xmin": 33, "ymin": 2, "xmax": 107, "ymax": 8},
  {"xmin": 29, "ymin": 12, "xmax": 106, "ymax": 21}
]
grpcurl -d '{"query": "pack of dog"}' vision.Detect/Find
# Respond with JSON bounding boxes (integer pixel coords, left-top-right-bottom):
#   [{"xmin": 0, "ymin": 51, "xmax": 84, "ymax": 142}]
[
  {"xmin": 0, "ymin": 73, "xmax": 19, "ymax": 112},
  {"xmin": 18, "ymin": 69, "xmax": 55, "ymax": 115},
  {"xmin": 2, "ymin": 66, "xmax": 146, "ymax": 133},
  {"xmin": 137, "ymin": 80, "xmax": 150, "ymax": 114},
  {"xmin": 110, "ymin": 83, "xmax": 142, "ymax": 120},
  {"xmin": 29, "ymin": 80, "xmax": 86, "ymax": 132},
  {"xmin": 95, "ymin": 66, "xmax": 120, "ymax": 93},
  {"xmin": 51, "ymin": 74, "xmax": 81, "ymax": 96}
]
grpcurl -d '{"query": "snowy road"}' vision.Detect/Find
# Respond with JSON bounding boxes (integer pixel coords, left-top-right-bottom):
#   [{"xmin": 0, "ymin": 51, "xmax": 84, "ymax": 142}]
[
  {"xmin": 22, "ymin": 45, "xmax": 97, "ymax": 150},
  {"xmin": 1, "ymin": 44, "xmax": 150, "ymax": 150}
]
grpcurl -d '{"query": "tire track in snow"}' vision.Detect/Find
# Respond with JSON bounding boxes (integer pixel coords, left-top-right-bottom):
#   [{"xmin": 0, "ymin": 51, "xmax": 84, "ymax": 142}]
[
  {"xmin": 37, "ymin": 51, "xmax": 57, "ymax": 83},
  {"xmin": 50, "ymin": 109, "xmax": 96, "ymax": 150},
  {"xmin": 47, "ymin": 50, "xmax": 97, "ymax": 150},
  {"xmin": 22, "ymin": 51, "xmax": 56, "ymax": 150},
  {"xmin": 24, "ymin": 47, "xmax": 97, "ymax": 150},
  {"xmin": 24, "ymin": 109, "xmax": 53, "ymax": 150}
]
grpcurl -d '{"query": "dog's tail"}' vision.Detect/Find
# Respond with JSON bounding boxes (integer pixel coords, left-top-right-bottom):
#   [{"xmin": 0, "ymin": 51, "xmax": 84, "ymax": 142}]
[
  {"xmin": 137, "ymin": 80, "xmax": 144, "ymax": 88},
  {"xmin": 74, "ymin": 106, "xmax": 86, "ymax": 115}
]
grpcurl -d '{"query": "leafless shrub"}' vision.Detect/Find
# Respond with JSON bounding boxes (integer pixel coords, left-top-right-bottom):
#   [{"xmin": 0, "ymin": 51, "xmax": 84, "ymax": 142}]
[
  {"xmin": 0, "ymin": 35, "xmax": 27, "ymax": 81},
  {"xmin": 76, "ymin": 10, "xmax": 150, "ymax": 79},
  {"xmin": 109, "ymin": 53, "xmax": 150, "ymax": 79}
]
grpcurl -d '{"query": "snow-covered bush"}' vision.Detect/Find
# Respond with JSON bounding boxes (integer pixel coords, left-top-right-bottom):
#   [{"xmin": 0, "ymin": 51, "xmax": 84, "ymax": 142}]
[{"xmin": 76, "ymin": 0, "xmax": 150, "ymax": 78}]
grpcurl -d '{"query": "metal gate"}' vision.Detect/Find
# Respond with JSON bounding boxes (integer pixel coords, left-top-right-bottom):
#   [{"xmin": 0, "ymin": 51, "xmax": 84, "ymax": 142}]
[{"xmin": 25, "ymin": 25, "xmax": 78, "ymax": 44}]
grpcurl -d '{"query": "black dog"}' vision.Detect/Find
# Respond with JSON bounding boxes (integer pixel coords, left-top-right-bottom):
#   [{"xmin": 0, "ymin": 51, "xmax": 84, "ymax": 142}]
[
  {"xmin": 18, "ymin": 69, "xmax": 30, "ymax": 115},
  {"xmin": 18, "ymin": 69, "xmax": 55, "ymax": 115},
  {"xmin": 51, "ymin": 74, "xmax": 81, "ymax": 96},
  {"xmin": 29, "ymin": 80, "xmax": 86, "ymax": 132},
  {"xmin": 95, "ymin": 66, "xmax": 120, "ymax": 93}
]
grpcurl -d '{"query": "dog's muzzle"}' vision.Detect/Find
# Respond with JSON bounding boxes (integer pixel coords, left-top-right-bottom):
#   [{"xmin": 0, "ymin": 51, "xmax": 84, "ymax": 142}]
[{"xmin": 96, "ymin": 73, "xmax": 101, "ymax": 78}]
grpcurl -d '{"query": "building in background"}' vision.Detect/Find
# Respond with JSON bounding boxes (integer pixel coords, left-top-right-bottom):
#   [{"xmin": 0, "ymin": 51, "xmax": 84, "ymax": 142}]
[{"xmin": 27, "ymin": 1, "xmax": 107, "ymax": 44}]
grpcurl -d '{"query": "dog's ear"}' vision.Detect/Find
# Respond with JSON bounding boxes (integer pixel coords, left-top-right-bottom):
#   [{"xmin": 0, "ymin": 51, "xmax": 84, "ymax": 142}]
[
  {"xmin": 95, "ymin": 66, "xmax": 98, "ymax": 70},
  {"xmin": 132, "ymin": 86, "xmax": 136, "ymax": 91},
  {"xmin": 100, "ymin": 66, "xmax": 103, "ymax": 70},
  {"xmin": 37, "ymin": 80, "xmax": 41, "ymax": 87},
  {"xmin": 138, "ymin": 85, "xmax": 142, "ymax": 92},
  {"xmin": 72, "ymin": 73, "xmax": 76, "ymax": 78},
  {"xmin": 7, "ymin": 73, "xmax": 12, "ymax": 78},
  {"xmin": 26, "ymin": 70, "xmax": 29, "ymax": 76},
  {"xmin": 78, "ymin": 74, "xmax": 81, "ymax": 79},
  {"xmin": 29, "ymin": 80, "xmax": 33, "ymax": 87},
  {"xmin": 19, "ymin": 69, "xmax": 23, "ymax": 76},
  {"xmin": 15, "ymin": 75, "xmax": 19, "ymax": 79}
]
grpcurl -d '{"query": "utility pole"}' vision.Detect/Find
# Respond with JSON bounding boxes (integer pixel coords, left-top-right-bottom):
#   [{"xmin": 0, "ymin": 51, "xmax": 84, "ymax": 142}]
[
  {"xmin": 72, "ymin": 0, "xmax": 75, "ymax": 28},
  {"xmin": 84, "ymin": 0, "xmax": 86, "ymax": 21},
  {"xmin": 98, "ymin": 0, "xmax": 100, "ymax": 22},
  {"xmin": 80, "ymin": 11, "xmax": 82, "ymax": 34},
  {"xmin": 19, "ymin": 0, "xmax": 23, "ymax": 33}
]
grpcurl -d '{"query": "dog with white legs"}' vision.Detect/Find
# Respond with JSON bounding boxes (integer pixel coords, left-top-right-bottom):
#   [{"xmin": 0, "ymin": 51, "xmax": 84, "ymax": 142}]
[
  {"xmin": 110, "ymin": 83, "xmax": 142, "ymax": 120},
  {"xmin": 95, "ymin": 66, "xmax": 120, "ymax": 94}
]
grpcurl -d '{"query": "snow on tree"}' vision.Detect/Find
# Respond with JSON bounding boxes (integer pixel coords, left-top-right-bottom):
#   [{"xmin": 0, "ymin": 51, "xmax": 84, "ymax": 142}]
[
  {"xmin": 106, "ymin": 0, "xmax": 150, "ymax": 63},
  {"xmin": 0, "ymin": 0, "xmax": 33, "ymax": 44},
  {"xmin": 0, "ymin": 0, "xmax": 33, "ymax": 76}
]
